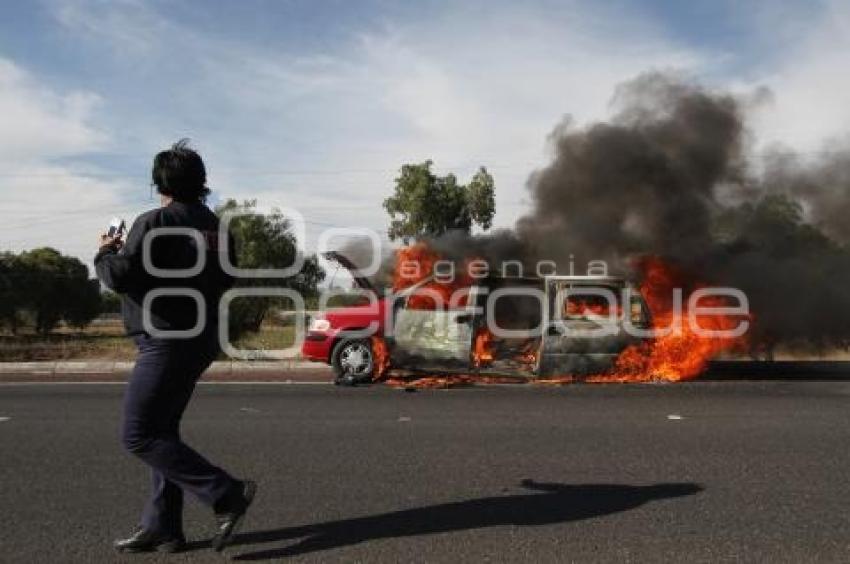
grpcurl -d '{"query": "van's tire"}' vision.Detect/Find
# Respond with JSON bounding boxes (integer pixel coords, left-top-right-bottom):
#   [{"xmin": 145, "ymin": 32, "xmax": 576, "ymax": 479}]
[{"xmin": 331, "ymin": 338, "xmax": 374, "ymax": 386}]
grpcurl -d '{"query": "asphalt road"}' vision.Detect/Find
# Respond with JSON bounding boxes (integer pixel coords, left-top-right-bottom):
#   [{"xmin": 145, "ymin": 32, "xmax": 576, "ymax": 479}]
[{"xmin": 1, "ymin": 381, "xmax": 849, "ymax": 563}]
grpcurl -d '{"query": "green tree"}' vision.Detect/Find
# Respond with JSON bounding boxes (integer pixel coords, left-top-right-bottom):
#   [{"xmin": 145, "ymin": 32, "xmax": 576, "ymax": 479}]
[
  {"xmin": 14, "ymin": 248, "xmax": 101, "ymax": 335},
  {"xmin": 383, "ymin": 161, "xmax": 495, "ymax": 242},
  {"xmin": 0, "ymin": 252, "xmax": 23, "ymax": 334},
  {"xmin": 18, "ymin": 248, "xmax": 67, "ymax": 335},
  {"xmin": 99, "ymin": 290, "xmax": 123, "ymax": 314},
  {"xmin": 65, "ymin": 279, "xmax": 103, "ymax": 332},
  {"xmin": 216, "ymin": 200, "xmax": 325, "ymax": 340}
]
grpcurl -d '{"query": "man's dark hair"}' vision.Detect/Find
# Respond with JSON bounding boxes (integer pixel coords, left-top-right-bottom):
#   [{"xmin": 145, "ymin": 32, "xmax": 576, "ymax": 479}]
[{"xmin": 151, "ymin": 139, "xmax": 210, "ymax": 202}]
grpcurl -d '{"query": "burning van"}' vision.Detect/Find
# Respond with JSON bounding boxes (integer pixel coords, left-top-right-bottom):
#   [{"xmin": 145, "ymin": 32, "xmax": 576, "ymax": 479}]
[
  {"xmin": 387, "ymin": 274, "xmax": 652, "ymax": 379},
  {"xmin": 303, "ymin": 251, "xmax": 654, "ymax": 384}
]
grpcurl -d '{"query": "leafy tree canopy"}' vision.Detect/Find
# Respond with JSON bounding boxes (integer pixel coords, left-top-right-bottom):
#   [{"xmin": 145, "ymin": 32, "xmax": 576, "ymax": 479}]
[
  {"xmin": 216, "ymin": 199, "xmax": 325, "ymax": 339},
  {"xmin": 0, "ymin": 248, "xmax": 101, "ymax": 335},
  {"xmin": 383, "ymin": 161, "xmax": 495, "ymax": 242}
]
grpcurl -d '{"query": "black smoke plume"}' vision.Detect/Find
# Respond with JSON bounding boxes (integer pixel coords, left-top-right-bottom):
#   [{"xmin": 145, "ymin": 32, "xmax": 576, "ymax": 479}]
[{"xmin": 517, "ymin": 72, "xmax": 748, "ymax": 271}]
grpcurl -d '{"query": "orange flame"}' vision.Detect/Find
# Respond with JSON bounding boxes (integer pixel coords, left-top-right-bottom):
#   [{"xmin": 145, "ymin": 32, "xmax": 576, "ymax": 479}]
[
  {"xmin": 472, "ymin": 327, "xmax": 495, "ymax": 367},
  {"xmin": 565, "ymin": 299, "xmax": 622, "ymax": 318},
  {"xmin": 393, "ymin": 243, "xmax": 474, "ymax": 309},
  {"xmin": 543, "ymin": 256, "xmax": 750, "ymax": 384},
  {"xmin": 371, "ymin": 336, "xmax": 390, "ymax": 380}
]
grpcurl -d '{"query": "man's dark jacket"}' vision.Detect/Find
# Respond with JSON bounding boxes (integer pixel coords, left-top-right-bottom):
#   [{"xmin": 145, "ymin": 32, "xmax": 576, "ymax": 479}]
[{"xmin": 94, "ymin": 201, "xmax": 236, "ymax": 336}]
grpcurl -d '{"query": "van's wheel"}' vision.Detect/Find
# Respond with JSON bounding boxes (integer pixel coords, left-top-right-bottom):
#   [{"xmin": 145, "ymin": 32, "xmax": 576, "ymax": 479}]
[{"xmin": 331, "ymin": 339, "xmax": 374, "ymax": 386}]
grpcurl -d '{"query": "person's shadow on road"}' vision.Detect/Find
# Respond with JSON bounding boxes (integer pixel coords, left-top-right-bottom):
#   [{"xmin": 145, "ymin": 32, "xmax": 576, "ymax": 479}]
[{"xmin": 224, "ymin": 479, "xmax": 702, "ymax": 560}]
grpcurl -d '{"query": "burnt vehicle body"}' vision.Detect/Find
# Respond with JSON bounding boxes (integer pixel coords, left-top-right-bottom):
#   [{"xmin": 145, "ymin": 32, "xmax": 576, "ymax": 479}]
[
  {"xmin": 388, "ymin": 275, "xmax": 652, "ymax": 378},
  {"xmin": 305, "ymin": 253, "xmax": 652, "ymax": 381},
  {"xmin": 536, "ymin": 276, "xmax": 651, "ymax": 376}
]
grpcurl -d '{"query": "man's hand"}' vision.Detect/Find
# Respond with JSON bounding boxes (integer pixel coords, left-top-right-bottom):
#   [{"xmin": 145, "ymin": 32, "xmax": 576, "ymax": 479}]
[{"xmin": 99, "ymin": 233, "xmax": 124, "ymax": 250}]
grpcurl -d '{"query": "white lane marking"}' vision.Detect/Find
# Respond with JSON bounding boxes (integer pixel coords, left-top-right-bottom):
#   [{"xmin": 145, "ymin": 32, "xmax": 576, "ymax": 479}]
[
  {"xmin": 0, "ymin": 416, "xmax": 10, "ymax": 422},
  {"xmin": 398, "ymin": 416, "xmax": 412, "ymax": 422},
  {"xmin": 667, "ymin": 414, "xmax": 684, "ymax": 420}
]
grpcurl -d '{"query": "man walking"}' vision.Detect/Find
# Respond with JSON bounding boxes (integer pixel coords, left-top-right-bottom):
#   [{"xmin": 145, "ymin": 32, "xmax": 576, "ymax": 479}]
[{"xmin": 95, "ymin": 140, "xmax": 255, "ymax": 553}]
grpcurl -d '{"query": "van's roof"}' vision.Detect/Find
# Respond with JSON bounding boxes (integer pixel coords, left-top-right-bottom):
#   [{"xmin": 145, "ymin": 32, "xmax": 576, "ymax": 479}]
[{"xmin": 545, "ymin": 275, "xmax": 626, "ymax": 283}]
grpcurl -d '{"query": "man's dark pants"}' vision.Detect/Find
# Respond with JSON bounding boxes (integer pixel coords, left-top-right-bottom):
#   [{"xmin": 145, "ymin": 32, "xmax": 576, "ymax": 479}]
[{"xmin": 122, "ymin": 328, "xmax": 236, "ymax": 536}]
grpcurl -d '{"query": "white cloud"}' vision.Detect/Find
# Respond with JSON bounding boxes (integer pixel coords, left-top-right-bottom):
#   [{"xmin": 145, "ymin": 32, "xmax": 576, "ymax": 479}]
[
  {"xmin": 0, "ymin": 56, "xmax": 127, "ymax": 266},
  {"xmin": 56, "ymin": 1, "xmax": 707, "ymax": 237},
  {"xmin": 0, "ymin": 58, "xmax": 105, "ymax": 163},
  {"xmin": 3, "ymin": 0, "xmax": 843, "ymax": 282},
  {"xmin": 50, "ymin": 0, "xmax": 164, "ymax": 57},
  {"xmin": 747, "ymin": 0, "xmax": 850, "ymax": 154},
  {"xmin": 30, "ymin": 0, "xmax": 850, "ymax": 269}
]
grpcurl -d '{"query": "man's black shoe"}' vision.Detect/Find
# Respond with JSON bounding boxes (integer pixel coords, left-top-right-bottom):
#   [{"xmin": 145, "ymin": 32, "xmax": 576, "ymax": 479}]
[
  {"xmin": 114, "ymin": 527, "xmax": 185, "ymax": 553},
  {"xmin": 211, "ymin": 480, "xmax": 257, "ymax": 552}
]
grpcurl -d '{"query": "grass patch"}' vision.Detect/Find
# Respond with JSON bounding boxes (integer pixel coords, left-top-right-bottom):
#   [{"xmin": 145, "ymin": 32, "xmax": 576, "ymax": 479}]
[
  {"xmin": 0, "ymin": 319, "xmax": 297, "ymax": 361},
  {"xmin": 233, "ymin": 325, "xmax": 296, "ymax": 351},
  {"xmin": 0, "ymin": 319, "xmax": 134, "ymax": 361}
]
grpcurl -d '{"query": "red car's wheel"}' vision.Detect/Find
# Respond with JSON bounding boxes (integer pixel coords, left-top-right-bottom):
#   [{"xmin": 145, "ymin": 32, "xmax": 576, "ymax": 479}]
[{"xmin": 331, "ymin": 338, "xmax": 374, "ymax": 385}]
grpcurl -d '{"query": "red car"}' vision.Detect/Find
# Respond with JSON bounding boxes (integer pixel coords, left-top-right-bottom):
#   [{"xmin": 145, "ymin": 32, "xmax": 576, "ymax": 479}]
[{"xmin": 301, "ymin": 252, "xmax": 388, "ymax": 385}]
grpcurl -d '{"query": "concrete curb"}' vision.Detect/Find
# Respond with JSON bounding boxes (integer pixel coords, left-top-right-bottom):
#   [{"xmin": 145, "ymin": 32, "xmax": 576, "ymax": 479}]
[{"xmin": 0, "ymin": 360, "xmax": 328, "ymax": 375}]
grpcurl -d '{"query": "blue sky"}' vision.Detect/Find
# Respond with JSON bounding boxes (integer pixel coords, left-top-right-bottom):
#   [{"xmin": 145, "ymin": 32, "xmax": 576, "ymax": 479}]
[{"xmin": 0, "ymin": 0, "xmax": 848, "ymax": 269}]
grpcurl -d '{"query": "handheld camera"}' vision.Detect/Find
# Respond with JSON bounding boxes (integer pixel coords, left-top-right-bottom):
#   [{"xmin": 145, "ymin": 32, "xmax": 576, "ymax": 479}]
[{"xmin": 107, "ymin": 218, "xmax": 126, "ymax": 239}]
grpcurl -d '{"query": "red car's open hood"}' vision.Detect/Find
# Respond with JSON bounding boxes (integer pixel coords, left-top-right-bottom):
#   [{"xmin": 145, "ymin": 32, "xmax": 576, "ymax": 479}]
[{"xmin": 322, "ymin": 251, "xmax": 376, "ymax": 293}]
